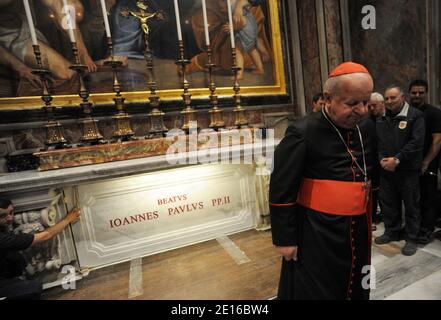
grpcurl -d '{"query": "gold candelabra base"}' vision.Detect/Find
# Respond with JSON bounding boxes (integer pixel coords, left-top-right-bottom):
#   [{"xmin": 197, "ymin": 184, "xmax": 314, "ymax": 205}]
[
  {"xmin": 80, "ymin": 117, "xmax": 104, "ymax": 144},
  {"xmin": 181, "ymin": 107, "xmax": 198, "ymax": 132},
  {"xmin": 233, "ymin": 107, "xmax": 249, "ymax": 128},
  {"xmin": 112, "ymin": 112, "xmax": 135, "ymax": 141},
  {"xmin": 209, "ymin": 107, "xmax": 225, "ymax": 131},
  {"xmin": 147, "ymin": 108, "xmax": 168, "ymax": 138},
  {"xmin": 45, "ymin": 120, "xmax": 68, "ymax": 149}
]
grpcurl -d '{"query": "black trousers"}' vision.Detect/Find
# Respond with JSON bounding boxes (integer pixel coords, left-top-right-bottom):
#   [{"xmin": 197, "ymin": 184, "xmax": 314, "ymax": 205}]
[
  {"xmin": 420, "ymin": 174, "xmax": 439, "ymax": 233},
  {"xmin": 0, "ymin": 277, "xmax": 42, "ymax": 300},
  {"xmin": 372, "ymin": 189, "xmax": 382, "ymax": 222},
  {"xmin": 379, "ymin": 170, "xmax": 421, "ymax": 241}
]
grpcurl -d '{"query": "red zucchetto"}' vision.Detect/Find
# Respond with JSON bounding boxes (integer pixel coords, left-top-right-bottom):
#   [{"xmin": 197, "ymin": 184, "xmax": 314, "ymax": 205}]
[{"xmin": 329, "ymin": 62, "xmax": 370, "ymax": 78}]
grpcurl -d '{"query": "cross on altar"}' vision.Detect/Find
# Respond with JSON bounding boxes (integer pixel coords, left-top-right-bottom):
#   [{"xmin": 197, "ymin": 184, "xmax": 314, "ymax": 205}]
[{"xmin": 120, "ymin": 1, "xmax": 165, "ymax": 36}]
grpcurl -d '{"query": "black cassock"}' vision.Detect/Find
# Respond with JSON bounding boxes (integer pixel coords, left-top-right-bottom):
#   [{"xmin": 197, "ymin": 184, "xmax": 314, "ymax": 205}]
[{"xmin": 270, "ymin": 110, "xmax": 378, "ymax": 300}]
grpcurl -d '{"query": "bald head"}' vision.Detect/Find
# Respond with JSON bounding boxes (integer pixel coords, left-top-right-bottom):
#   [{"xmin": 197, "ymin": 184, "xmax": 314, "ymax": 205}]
[{"xmin": 324, "ymin": 73, "xmax": 374, "ymax": 97}]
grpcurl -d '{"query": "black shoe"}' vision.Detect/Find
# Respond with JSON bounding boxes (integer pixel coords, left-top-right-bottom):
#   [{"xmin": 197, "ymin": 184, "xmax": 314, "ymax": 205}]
[
  {"xmin": 418, "ymin": 234, "xmax": 432, "ymax": 245},
  {"xmin": 402, "ymin": 241, "xmax": 418, "ymax": 256},
  {"xmin": 435, "ymin": 230, "xmax": 441, "ymax": 240},
  {"xmin": 374, "ymin": 233, "xmax": 400, "ymax": 245},
  {"xmin": 418, "ymin": 230, "xmax": 434, "ymax": 245}
]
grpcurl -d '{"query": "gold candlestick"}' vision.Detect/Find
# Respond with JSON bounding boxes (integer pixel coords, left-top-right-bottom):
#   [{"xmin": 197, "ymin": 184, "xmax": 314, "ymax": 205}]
[
  {"xmin": 104, "ymin": 37, "xmax": 135, "ymax": 141},
  {"xmin": 69, "ymin": 42, "xmax": 105, "ymax": 145},
  {"xmin": 31, "ymin": 45, "xmax": 68, "ymax": 149},
  {"xmin": 206, "ymin": 45, "xmax": 225, "ymax": 130},
  {"xmin": 143, "ymin": 22, "xmax": 167, "ymax": 138},
  {"xmin": 145, "ymin": 42, "xmax": 167, "ymax": 137},
  {"xmin": 231, "ymin": 48, "xmax": 248, "ymax": 128},
  {"xmin": 176, "ymin": 40, "xmax": 197, "ymax": 132}
]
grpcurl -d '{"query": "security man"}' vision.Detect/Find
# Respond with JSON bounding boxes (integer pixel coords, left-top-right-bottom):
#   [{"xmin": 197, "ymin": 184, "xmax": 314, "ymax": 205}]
[
  {"xmin": 408, "ymin": 80, "xmax": 441, "ymax": 243},
  {"xmin": 375, "ymin": 85, "xmax": 425, "ymax": 256}
]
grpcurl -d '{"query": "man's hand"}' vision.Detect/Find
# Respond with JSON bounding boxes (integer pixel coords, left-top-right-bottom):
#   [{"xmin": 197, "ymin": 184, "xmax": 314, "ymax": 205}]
[
  {"xmin": 81, "ymin": 53, "xmax": 97, "ymax": 73},
  {"xmin": 233, "ymin": 0, "xmax": 247, "ymax": 29},
  {"xmin": 276, "ymin": 246, "xmax": 298, "ymax": 261},
  {"xmin": 221, "ymin": 23, "xmax": 230, "ymax": 34},
  {"xmin": 32, "ymin": 207, "xmax": 81, "ymax": 245},
  {"xmin": 64, "ymin": 207, "xmax": 81, "ymax": 223},
  {"xmin": 380, "ymin": 157, "xmax": 399, "ymax": 172},
  {"xmin": 16, "ymin": 64, "xmax": 41, "ymax": 88}
]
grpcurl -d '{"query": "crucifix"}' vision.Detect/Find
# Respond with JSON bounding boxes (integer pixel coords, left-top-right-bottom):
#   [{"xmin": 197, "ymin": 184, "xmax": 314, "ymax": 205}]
[
  {"xmin": 120, "ymin": 0, "xmax": 168, "ymax": 137},
  {"xmin": 120, "ymin": 1, "xmax": 165, "ymax": 36}
]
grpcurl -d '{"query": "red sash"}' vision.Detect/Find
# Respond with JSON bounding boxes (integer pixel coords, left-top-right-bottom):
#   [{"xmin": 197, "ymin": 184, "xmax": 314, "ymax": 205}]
[{"xmin": 297, "ymin": 178, "xmax": 370, "ymax": 216}]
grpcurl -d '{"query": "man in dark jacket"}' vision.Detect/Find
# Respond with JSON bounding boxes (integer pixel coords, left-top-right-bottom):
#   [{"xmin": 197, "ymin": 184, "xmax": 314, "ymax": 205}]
[
  {"xmin": 375, "ymin": 86, "xmax": 425, "ymax": 256},
  {"xmin": 0, "ymin": 198, "xmax": 80, "ymax": 299},
  {"xmin": 408, "ymin": 80, "xmax": 441, "ymax": 244}
]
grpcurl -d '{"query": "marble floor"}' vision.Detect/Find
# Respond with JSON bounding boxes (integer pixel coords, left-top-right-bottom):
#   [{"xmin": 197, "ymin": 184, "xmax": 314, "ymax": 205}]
[
  {"xmin": 371, "ymin": 223, "xmax": 441, "ymax": 300},
  {"xmin": 42, "ymin": 227, "xmax": 441, "ymax": 300}
]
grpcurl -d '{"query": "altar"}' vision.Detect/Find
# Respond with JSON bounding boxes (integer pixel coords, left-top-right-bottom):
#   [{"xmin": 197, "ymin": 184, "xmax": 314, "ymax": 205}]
[{"xmin": 0, "ymin": 139, "xmax": 275, "ymax": 281}]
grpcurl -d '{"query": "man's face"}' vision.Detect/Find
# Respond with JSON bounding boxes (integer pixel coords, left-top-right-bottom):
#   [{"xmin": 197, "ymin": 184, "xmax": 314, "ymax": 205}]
[
  {"xmin": 0, "ymin": 205, "xmax": 14, "ymax": 227},
  {"xmin": 385, "ymin": 88, "xmax": 404, "ymax": 113},
  {"xmin": 325, "ymin": 74, "xmax": 373, "ymax": 129},
  {"xmin": 312, "ymin": 98, "xmax": 326, "ymax": 113},
  {"xmin": 409, "ymin": 85, "xmax": 427, "ymax": 108},
  {"xmin": 368, "ymin": 99, "xmax": 385, "ymax": 117}
]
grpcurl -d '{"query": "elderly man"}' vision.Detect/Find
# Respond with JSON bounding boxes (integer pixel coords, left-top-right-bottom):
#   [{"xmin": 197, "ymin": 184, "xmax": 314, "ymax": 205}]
[
  {"xmin": 270, "ymin": 62, "xmax": 377, "ymax": 300},
  {"xmin": 0, "ymin": 198, "xmax": 80, "ymax": 299},
  {"xmin": 368, "ymin": 92, "xmax": 385, "ymax": 227},
  {"xmin": 369, "ymin": 92, "xmax": 386, "ymax": 120},
  {"xmin": 408, "ymin": 80, "xmax": 441, "ymax": 244},
  {"xmin": 375, "ymin": 86, "xmax": 425, "ymax": 256}
]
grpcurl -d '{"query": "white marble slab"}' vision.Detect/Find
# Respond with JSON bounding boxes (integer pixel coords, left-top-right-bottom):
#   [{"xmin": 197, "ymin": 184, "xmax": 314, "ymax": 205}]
[
  {"xmin": 72, "ymin": 164, "xmax": 259, "ymax": 268},
  {"xmin": 385, "ymin": 269, "xmax": 441, "ymax": 300}
]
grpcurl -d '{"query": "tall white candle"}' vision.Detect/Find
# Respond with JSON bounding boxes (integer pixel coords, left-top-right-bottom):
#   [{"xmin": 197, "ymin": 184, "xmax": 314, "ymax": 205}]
[
  {"xmin": 63, "ymin": 0, "xmax": 76, "ymax": 43},
  {"xmin": 226, "ymin": 0, "xmax": 235, "ymax": 49},
  {"xmin": 22, "ymin": 0, "xmax": 38, "ymax": 46},
  {"xmin": 201, "ymin": 0, "xmax": 210, "ymax": 46},
  {"xmin": 174, "ymin": 0, "xmax": 182, "ymax": 41},
  {"xmin": 100, "ymin": 0, "xmax": 112, "ymax": 38}
]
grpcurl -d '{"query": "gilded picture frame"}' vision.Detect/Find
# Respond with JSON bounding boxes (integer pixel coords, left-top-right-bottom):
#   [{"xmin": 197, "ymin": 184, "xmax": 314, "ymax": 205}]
[{"xmin": 0, "ymin": 0, "xmax": 286, "ymax": 110}]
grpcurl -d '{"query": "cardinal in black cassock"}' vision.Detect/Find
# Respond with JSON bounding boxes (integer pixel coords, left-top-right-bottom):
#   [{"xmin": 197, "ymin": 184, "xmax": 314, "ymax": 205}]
[{"xmin": 270, "ymin": 62, "xmax": 379, "ymax": 300}]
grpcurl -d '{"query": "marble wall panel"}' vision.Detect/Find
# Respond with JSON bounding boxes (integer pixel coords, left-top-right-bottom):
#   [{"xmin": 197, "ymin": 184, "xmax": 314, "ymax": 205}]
[
  {"xmin": 324, "ymin": 0, "xmax": 344, "ymax": 71},
  {"xmin": 349, "ymin": 0, "xmax": 427, "ymax": 93},
  {"xmin": 297, "ymin": 0, "xmax": 322, "ymax": 111}
]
